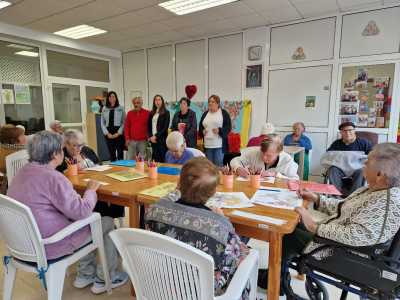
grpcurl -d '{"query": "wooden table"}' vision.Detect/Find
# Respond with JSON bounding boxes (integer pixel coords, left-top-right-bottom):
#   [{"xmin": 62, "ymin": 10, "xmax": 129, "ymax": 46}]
[
  {"xmin": 68, "ymin": 165, "xmax": 300, "ymax": 300},
  {"xmin": 284, "ymin": 145, "xmax": 305, "ymax": 179}
]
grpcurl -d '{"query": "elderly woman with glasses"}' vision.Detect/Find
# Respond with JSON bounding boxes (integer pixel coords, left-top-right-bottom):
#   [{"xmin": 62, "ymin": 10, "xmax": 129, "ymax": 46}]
[
  {"xmin": 258, "ymin": 143, "xmax": 400, "ymax": 291},
  {"xmin": 7, "ymin": 131, "xmax": 128, "ymax": 294},
  {"xmin": 56, "ymin": 129, "xmax": 99, "ymax": 173}
]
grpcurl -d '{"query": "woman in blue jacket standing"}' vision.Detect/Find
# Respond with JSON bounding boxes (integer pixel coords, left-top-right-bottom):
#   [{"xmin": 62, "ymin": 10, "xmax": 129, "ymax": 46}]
[{"xmin": 101, "ymin": 91, "xmax": 126, "ymax": 161}]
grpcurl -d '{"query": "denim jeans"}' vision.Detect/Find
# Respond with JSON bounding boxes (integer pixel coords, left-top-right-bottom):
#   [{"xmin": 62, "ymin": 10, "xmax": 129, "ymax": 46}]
[{"xmin": 204, "ymin": 148, "xmax": 224, "ymax": 167}]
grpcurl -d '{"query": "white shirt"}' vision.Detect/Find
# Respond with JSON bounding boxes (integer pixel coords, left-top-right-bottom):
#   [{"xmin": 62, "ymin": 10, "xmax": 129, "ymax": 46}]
[
  {"xmin": 202, "ymin": 109, "xmax": 223, "ymax": 148},
  {"xmin": 152, "ymin": 112, "xmax": 159, "ymax": 135}
]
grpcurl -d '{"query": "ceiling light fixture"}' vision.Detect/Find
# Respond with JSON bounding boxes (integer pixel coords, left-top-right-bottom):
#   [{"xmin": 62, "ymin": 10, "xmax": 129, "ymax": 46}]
[
  {"xmin": 15, "ymin": 51, "xmax": 39, "ymax": 57},
  {"xmin": 7, "ymin": 44, "xmax": 34, "ymax": 50},
  {"xmin": 54, "ymin": 25, "xmax": 107, "ymax": 39},
  {"xmin": 0, "ymin": 1, "xmax": 11, "ymax": 10},
  {"xmin": 159, "ymin": 0, "xmax": 238, "ymax": 15}
]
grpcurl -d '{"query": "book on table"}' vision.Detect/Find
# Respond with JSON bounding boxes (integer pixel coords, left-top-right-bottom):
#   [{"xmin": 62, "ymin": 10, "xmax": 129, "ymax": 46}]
[{"xmin": 106, "ymin": 170, "xmax": 147, "ymax": 182}]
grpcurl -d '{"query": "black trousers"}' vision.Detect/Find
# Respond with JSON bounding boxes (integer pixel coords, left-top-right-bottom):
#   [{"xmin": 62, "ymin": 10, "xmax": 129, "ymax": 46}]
[
  {"xmin": 150, "ymin": 141, "xmax": 167, "ymax": 162},
  {"xmin": 105, "ymin": 135, "xmax": 124, "ymax": 162}
]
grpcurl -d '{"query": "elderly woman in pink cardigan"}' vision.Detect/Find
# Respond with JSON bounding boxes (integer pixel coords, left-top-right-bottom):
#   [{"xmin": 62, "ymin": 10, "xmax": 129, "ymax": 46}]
[{"xmin": 7, "ymin": 131, "xmax": 128, "ymax": 294}]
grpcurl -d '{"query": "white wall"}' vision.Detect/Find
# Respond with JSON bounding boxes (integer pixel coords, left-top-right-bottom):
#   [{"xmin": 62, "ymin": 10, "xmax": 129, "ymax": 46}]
[{"xmin": 121, "ymin": 5, "xmax": 400, "ymax": 177}]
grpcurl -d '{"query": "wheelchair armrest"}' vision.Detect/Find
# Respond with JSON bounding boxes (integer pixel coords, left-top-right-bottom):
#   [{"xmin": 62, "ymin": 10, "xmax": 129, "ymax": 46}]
[
  {"xmin": 310, "ymin": 235, "xmax": 390, "ymax": 257},
  {"xmin": 42, "ymin": 213, "xmax": 101, "ymax": 245}
]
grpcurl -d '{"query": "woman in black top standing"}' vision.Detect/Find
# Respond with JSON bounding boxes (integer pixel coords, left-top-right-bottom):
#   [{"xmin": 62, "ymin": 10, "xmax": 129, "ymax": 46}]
[
  {"xmin": 148, "ymin": 94, "xmax": 170, "ymax": 162},
  {"xmin": 101, "ymin": 91, "xmax": 126, "ymax": 161},
  {"xmin": 171, "ymin": 97, "xmax": 197, "ymax": 148}
]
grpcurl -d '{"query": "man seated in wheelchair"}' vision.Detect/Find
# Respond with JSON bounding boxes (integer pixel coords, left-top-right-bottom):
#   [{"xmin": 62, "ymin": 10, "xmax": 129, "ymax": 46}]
[{"xmin": 258, "ymin": 143, "xmax": 400, "ymax": 295}]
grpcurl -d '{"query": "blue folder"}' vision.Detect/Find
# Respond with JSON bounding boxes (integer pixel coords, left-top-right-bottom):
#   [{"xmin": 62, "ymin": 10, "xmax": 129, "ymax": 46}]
[
  {"xmin": 110, "ymin": 160, "xmax": 136, "ymax": 167},
  {"xmin": 157, "ymin": 166, "xmax": 181, "ymax": 175}
]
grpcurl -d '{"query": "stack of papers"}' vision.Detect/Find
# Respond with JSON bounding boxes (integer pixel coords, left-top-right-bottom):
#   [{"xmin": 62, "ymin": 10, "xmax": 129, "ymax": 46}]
[
  {"xmin": 106, "ymin": 170, "xmax": 147, "ymax": 182},
  {"xmin": 85, "ymin": 165, "xmax": 112, "ymax": 172},
  {"xmin": 251, "ymin": 187, "xmax": 302, "ymax": 210},
  {"xmin": 139, "ymin": 182, "xmax": 177, "ymax": 198},
  {"xmin": 206, "ymin": 192, "xmax": 254, "ymax": 209}
]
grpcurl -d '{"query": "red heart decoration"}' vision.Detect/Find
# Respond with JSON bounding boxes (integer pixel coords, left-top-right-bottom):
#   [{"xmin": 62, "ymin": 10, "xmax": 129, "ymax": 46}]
[{"xmin": 185, "ymin": 85, "xmax": 197, "ymax": 100}]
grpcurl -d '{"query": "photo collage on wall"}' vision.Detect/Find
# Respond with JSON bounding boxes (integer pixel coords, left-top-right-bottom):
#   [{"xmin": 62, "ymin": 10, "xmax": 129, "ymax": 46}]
[{"xmin": 339, "ymin": 67, "xmax": 391, "ymax": 128}]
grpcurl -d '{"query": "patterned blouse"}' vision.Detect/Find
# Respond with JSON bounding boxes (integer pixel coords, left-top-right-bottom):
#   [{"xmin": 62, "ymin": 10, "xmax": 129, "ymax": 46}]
[
  {"xmin": 304, "ymin": 186, "xmax": 400, "ymax": 258},
  {"xmin": 145, "ymin": 196, "xmax": 250, "ymax": 298}
]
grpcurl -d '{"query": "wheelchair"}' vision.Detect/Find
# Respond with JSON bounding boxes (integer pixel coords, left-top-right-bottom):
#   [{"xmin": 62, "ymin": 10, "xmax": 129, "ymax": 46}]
[{"xmin": 282, "ymin": 231, "xmax": 400, "ymax": 300}]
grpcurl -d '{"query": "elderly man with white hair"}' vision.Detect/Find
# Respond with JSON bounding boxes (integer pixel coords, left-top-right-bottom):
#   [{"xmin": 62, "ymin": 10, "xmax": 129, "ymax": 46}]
[{"xmin": 165, "ymin": 131, "xmax": 195, "ymax": 164}]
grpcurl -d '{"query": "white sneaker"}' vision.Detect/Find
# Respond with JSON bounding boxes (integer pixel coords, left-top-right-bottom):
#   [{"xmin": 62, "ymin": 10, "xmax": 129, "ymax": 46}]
[
  {"xmin": 91, "ymin": 271, "xmax": 129, "ymax": 294},
  {"xmin": 73, "ymin": 276, "xmax": 95, "ymax": 289}
]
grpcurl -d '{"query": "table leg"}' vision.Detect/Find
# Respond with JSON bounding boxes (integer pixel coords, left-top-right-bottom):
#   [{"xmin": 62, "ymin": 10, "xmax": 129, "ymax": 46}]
[
  {"xmin": 267, "ymin": 232, "xmax": 283, "ymax": 300},
  {"xmin": 128, "ymin": 203, "xmax": 140, "ymax": 228},
  {"xmin": 299, "ymin": 150, "xmax": 305, "ymax": 180}
]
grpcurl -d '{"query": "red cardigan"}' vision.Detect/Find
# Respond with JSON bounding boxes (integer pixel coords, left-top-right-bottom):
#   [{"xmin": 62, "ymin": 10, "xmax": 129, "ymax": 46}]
[{"xmin": 124, "ymin": 108, "xmax": 150, "ymax": 141}]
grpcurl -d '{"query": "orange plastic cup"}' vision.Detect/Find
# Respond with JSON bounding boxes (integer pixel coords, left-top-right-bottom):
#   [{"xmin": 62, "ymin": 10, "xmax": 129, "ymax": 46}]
[
  {"xmin": 148, "ymin": 167, "xmax": 158, "ymax": 179},
  {"xmin": 66, "ymin": 164, "xmax": 78, "ymax": 176},
  {"xmin": 250, "ymin": 174, "xmax": 260, "ymax": 189},
  {"xmin": 222, "ymin": 174, "xmax": 234, "ymax": 189}
]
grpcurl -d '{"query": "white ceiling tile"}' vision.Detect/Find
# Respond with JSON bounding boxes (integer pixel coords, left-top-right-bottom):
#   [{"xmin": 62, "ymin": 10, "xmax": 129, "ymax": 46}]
[
  {"xmin": 337, "ymin": 0, "xmax": 382, "ymax": 11},
  {"xmin": 384, "ymin": 0, "xmax": 400, "ymax": 5},
  {"xmin": 0, "ymin": 0, "xmax": 90, "ymax": 25},
  {"xmin": 242, "ymin": 0, "xmax": 291, "ymax": 11},
  {"xmin": 117, "ymin": 22, "xmax": 172, "ymax": 39},
  {"xmin": 206, "ymin": 1, "xmax": 255, "ymax": 19},
  {"xmin": 159, "ymin": 11, "xmax": 219, "ymax": 30},
  {"xmin": 111, "ymin": 0, "xmax": 158, "ymax": 11},
  {"xmin": 26, "ymin": 0, "xmax": 127, "ymax": 33},
  {"xmin": 259, "ymin": 4, "xmax": 302, "ymax": 24},
  {"xmin": 90, "ymin": 11, "xmax": 150, "ymax": 31},
  {"xmin": 229, "ymin": 13, "xmax": 269, "ymax": 29},
  {"xmin": 293, "ymin": 0, "xmax": 339, "ymax": 17},
  {"xmin": 182, "ymin": 19, "xmax": 237, "ymax": 37}
]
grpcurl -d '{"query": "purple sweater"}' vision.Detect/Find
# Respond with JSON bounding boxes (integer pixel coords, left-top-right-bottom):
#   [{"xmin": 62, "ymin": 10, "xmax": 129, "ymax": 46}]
[{"xmin": 7, "ymin": 162, "xmax": 97, "ymax": 259}]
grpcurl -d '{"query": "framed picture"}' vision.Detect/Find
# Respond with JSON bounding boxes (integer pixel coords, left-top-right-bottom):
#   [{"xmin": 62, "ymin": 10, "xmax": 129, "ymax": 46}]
[{"xmin": 246, "ymin": 64, "xmax": 262, "ymax": 88}]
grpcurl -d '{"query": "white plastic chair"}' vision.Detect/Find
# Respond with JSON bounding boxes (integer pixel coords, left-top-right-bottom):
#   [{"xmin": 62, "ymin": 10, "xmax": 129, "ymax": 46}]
[
  {"xmin": 187, "ymin": 147, "xmax": 206, "ymax": 158},
  {"xmin": 0, "ymin": 194, "xmax": 111, "ymax": 300},
  {"xmin": 110, "ymin": 228, "xmax": 259, "ymax": 300},
  {"xmin": 5, "ymin": 149, "xmax": 29, "ymax": 185}
]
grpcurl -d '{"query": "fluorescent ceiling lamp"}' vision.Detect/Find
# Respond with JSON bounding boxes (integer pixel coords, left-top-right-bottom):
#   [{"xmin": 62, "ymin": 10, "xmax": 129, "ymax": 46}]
[
  {"xmin": 0, "ymin": 1, "xmax": 11, "ymax": 10},
  {"xmin": 54, "ymin": 25, "xmax": 107, "ymax": 39},
  {"xmin": 15, "ymin": 51, "xmax": 39, "ymax": 57},
  {"xmin": 159, "ymin": 0, "xmax": 238, "ymax": 15},
  {"xmin": 7, "ymin": 44, "xmax": 34, "ymax": 50}
]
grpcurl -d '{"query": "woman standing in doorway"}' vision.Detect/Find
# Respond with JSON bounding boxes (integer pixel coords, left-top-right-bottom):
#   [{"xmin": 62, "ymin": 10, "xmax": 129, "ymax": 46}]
[
  {"xmin": 199, "ymin": 95, "xmax": 231, "ymax": 166},
  {"xmin": 101, "ymin": 91, "xmax": 126, "ymax": 161},
  {"xmin": 148, "ymin": 95, "xmax": 170, "ymax": 162}
]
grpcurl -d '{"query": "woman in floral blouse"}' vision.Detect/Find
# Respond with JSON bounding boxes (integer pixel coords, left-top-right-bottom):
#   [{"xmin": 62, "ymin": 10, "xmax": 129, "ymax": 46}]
[{"xmin": 145, "ymin": 157, "xmax": 250, "ymax": 298}]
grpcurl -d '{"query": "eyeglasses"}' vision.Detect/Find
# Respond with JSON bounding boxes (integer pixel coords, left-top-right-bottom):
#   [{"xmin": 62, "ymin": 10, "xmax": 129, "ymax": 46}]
[
  {"xmin": 71, "ymin": 143, "xmax": 84, "ymax": 149},
  {"xmin": 341, "ymin": 129, "xmax": 355, "ymax": 132}
]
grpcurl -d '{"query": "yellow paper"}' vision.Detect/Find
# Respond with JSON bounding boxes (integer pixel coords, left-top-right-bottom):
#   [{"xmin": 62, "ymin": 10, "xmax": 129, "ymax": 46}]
[
  {"xmin": 140, "ymin": 182, "xmax": 177, "ymax": 198},
  {"xmin": 106, "ymin": 170, "xmax": 147, "ymax": 182}
]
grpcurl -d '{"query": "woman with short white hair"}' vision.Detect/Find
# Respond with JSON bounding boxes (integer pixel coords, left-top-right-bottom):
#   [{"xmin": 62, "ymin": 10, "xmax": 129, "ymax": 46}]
[{"xmin": 165, "ymin": 131, "xmax": 194, "ymax": 164}]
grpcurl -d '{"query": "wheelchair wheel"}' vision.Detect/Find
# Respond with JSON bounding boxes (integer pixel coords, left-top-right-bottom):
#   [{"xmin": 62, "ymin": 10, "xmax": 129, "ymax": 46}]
[{"xmin": 305, "ymin": 276, "xmax": 329, "ymax": 300}]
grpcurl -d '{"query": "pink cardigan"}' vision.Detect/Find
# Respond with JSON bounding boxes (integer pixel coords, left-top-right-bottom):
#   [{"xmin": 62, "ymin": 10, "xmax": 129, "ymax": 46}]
[{"xmin": 7, "ymin": 162, "xmax": 97, "ymax": 259}]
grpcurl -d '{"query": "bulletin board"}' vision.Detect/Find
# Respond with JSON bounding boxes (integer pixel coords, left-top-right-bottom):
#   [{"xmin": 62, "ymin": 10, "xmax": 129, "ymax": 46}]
[{"xmin": 267, "ymin": 65, "xmax": 332, "ymax": 127}]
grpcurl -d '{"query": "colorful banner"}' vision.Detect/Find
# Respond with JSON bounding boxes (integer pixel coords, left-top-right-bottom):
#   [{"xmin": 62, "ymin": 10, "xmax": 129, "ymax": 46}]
[{"xmin": 165, "ymin": 100, "xmax": 252, "ymax": 148}]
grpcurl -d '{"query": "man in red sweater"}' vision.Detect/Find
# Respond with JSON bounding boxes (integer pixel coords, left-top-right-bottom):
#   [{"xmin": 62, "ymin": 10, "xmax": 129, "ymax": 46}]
[{"xmin": 124, "ymin": 97, "xmax": 150, "ymax": 159}]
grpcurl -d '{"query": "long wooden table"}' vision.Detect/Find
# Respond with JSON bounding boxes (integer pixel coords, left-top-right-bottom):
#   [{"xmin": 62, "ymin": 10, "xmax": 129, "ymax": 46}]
[{"xmin": 68, "ymin": 165, "xmax": 300, "ymax": 300}]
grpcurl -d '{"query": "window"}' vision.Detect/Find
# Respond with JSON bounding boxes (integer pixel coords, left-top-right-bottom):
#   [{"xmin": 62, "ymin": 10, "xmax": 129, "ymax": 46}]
[
  {"xmin": 47, "ymin": 50, "xmax": 110, "ymax": 82},
  {"xmin": 0, "ymin": 40, "xmax": 45, "ymax": 134}
]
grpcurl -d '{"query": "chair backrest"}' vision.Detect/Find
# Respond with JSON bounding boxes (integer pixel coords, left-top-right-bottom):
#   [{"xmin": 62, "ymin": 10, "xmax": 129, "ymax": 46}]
[
  {"xmin": 110, "ymin": 228, "xmax": 215, "ymax": 300},
  {"xmin": 187, "ymin": 147, "xmax": 206, "ymax": 158},
  {"xmin": 5, "ymin": 149, "xmax": 29, "ymax": 185},
  {"xmin": 0, "ymin": 194, "xmax": 47, "ymax": 268},
  {"xmin": 356, "ymin": 131, "xmax": 379, "ymax": 146}
]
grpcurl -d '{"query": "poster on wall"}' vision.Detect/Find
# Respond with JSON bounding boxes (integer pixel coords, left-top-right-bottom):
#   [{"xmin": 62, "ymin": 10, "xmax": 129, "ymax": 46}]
[
  {"xmin": 1, "ymin": 89, "xmax": 15, "ymax": 104},
  {"xmin": 246, "ymin": 64, "xmax": 262, "ymax": 88},
  {"xmin": 14, "ymin": 84, "xmax": 31, "ymax": 104},
  {"xmin": 305, "ymin": 96, "xmax": 316, "ymax": 109}
]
